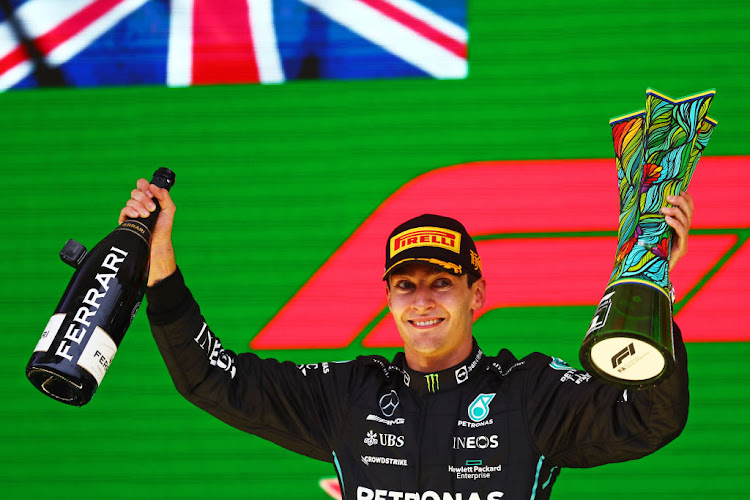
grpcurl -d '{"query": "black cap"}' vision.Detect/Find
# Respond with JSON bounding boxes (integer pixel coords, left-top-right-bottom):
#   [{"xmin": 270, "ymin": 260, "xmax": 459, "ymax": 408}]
[{"xmin": 383, "ymin": 214, "xmax": 482, "ymax": 280}]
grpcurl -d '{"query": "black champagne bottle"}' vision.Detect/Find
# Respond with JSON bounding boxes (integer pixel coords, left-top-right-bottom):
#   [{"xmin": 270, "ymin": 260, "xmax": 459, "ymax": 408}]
[{"xmin": 26, "ymin": 168, "xmax": 176, "ymax": 406}]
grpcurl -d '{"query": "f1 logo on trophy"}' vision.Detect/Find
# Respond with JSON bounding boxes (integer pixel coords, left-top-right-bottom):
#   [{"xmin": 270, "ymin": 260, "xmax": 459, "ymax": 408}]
[{"xmin": 580, "ymin": 89, "xmax": 716, "ymax": 389}]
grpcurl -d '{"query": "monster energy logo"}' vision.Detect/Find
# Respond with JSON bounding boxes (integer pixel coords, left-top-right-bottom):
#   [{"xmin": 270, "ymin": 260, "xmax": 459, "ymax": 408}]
[{"xmin": 425, "ymin": 373, "xmax": 439, "ymax": 392}]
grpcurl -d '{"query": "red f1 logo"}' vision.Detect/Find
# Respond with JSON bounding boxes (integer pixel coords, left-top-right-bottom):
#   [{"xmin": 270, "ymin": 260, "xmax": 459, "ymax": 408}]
[{"xmin": 251, "ymin": 156, "xmax": 750, "ymax": 349}]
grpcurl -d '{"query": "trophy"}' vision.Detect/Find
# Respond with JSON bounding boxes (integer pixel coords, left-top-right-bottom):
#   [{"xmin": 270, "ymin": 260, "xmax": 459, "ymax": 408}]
[{"xmin": 580, "ymin": 89, "xmax": 717, "ymax": 389}]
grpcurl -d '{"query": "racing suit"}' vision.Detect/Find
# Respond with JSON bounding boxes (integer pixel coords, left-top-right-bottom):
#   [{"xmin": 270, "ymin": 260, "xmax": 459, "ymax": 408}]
[{"xmin": 146, "ymin": 269, "xmax": 689, "ymax": 500}]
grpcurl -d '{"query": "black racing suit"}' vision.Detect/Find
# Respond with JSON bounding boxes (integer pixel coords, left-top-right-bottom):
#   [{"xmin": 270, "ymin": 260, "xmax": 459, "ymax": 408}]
[{"xmin": 146, "ymin": 270, "xmax": 689, "ymax": 500}]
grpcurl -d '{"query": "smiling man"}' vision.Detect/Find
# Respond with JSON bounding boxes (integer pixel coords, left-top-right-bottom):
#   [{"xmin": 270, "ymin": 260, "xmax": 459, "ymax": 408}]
[
  {"xmin": 126, "ymin": 180, "xmax": 691, "ymax": 500},
  {"xmin": 383, "ymin": 215, "xmax": 486, "ymax": 373},
  {"xmin": 387, "ymin": 260, "xmax": 482, "ymax": 372}
]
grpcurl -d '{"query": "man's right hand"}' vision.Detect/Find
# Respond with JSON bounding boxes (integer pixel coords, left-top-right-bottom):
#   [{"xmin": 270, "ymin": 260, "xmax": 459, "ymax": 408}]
[{"xmin": 119, "ymin": 178, "xmax": 177, "ymax": 286}]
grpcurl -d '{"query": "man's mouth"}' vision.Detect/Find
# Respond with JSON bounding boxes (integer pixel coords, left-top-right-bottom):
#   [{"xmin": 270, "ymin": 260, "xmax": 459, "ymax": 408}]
[{"xmin": 409, "ymin": 318, "xmax": 444, "ymax": 328}]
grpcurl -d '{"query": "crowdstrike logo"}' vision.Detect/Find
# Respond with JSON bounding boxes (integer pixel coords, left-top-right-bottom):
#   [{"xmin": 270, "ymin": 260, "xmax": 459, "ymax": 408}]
[{"xmin": 361, "ymin": 455, "xmax": 408, "ymax": 467}]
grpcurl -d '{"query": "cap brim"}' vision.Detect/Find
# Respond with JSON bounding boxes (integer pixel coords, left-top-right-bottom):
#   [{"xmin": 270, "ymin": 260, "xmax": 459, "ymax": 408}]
[{"xmin": 383, "ymin": 258, "xmax": 464, "ymax": 280}]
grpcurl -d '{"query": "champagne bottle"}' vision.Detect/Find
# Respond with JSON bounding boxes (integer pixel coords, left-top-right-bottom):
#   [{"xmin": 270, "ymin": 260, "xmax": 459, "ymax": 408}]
[{"xmin": 26, "ymin": 168, "xmax": 176, "ymax": 406}]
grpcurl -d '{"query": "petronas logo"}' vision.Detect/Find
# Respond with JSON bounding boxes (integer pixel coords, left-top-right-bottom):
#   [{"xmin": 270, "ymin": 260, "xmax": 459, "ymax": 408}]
[
  {"xmin": 468, "ymin": 393, "xmax": 495, "ymax": 422},
  {"xmin": 425, "ymin": 373, "xmax": 439, "ymax": 393}
]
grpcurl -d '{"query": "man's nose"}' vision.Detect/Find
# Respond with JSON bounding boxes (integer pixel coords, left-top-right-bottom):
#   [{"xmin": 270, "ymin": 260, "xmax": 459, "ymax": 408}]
[{"xmin": 411, "ymin": 284, "xmax": 435, "ymax": 311}]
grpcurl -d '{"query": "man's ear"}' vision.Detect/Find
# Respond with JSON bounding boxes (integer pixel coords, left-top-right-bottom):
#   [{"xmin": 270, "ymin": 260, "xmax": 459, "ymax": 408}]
[
  {"xmin": 385, "ymin": 281, "xmax": 392, "ymax": 308},
  {"xmin": 472, "ymin": 278, "xmax": 487, "ymax": 311}
]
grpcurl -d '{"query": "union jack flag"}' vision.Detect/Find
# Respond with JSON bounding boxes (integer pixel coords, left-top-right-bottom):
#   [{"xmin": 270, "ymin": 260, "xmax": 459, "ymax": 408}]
[{"xmin": 0, "ymin": 0, "xmax": 468, "ymax": 91}]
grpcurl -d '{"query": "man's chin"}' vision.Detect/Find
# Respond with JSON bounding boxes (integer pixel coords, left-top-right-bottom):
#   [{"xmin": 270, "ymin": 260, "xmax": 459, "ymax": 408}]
[{"xmin": 406, "ymin": 336, "xmax": 447, "ymax": 357}]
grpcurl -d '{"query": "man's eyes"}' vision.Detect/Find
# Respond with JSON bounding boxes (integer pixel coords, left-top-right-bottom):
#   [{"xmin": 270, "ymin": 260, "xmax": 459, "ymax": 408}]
[
  {"xmin": 395, "ymin": 281, "xmax": 416, "ymax": 290},
  {"xmin": 393, "ymin": 277, "xmax": 453, "ymax": 290}
]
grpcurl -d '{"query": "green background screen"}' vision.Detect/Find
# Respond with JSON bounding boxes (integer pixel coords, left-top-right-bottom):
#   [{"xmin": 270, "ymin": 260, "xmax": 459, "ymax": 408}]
[{"xmin": 1, "ymin": 1, "xmax": 749, "ymax": 498}]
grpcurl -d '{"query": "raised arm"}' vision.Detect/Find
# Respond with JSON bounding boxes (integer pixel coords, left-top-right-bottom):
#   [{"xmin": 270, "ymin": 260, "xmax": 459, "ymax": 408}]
[{"xmin": 119, "ymin": 177, "xmax": 177, "ymax": 285}]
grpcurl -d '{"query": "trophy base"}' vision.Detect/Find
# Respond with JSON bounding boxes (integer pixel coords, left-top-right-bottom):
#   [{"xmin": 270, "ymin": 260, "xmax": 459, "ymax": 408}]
[
  {"xmin": 585, "ymin": 335, "xmax": 667, "ymax": 387},
  {"xmin": 580, "ymin": 281, "xmax": 674, "ymax": 390}
]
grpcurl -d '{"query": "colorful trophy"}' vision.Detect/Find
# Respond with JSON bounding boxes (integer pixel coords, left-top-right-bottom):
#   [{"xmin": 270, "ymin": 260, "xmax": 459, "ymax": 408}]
[{"xmin": 580, "ymin": 89, "xmax": 717, "ymax": 389}]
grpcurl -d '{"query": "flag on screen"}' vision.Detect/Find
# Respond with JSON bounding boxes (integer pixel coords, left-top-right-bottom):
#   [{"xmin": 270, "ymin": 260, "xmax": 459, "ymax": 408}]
[{"xmin": 0, "ymin": 0, "xmax": 468, "ymax": 91}]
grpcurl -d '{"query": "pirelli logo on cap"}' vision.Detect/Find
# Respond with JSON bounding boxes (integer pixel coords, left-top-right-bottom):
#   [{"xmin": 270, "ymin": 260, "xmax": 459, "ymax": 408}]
[{"xmin": 390, "ymin": 226, "xmax": 462, "ymax": 258}]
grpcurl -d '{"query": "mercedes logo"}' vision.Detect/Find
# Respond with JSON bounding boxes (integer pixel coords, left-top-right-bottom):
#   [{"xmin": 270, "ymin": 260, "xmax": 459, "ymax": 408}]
[{"xmin": 379, "ymin": 390, "xmax": 399, "ymax": 417}]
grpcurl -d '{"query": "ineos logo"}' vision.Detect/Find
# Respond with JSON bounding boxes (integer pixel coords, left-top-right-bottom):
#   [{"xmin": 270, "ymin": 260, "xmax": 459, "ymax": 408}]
[
  {"xmin": 379, "ymin": 390, "xmax": 399, "ymax": 417},
  {"xmin": 453, "ymin": 435, "xmax": 499, "ymax": 450}
]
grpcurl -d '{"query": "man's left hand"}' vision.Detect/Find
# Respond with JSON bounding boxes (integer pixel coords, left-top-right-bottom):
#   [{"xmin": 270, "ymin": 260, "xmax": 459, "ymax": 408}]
[{"xmin": 662, "ymin": 190, "xmax": 695, "ymax": 271}]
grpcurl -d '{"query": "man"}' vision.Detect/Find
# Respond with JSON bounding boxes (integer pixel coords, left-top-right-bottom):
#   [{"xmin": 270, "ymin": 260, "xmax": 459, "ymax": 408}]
[{"xmin": 122, "ymin": 179, "xmax": 692, "ymax": 500}]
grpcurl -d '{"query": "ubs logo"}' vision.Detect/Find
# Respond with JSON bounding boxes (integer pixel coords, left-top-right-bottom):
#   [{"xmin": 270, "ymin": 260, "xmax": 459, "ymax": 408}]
[
  {"xmin": 365, "ymin": 430, "xmax": 405, "ymax": 448},
  {"xmin": 379, "ymin": 390, "xmax": 400, "ymax": 417}
]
